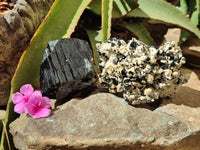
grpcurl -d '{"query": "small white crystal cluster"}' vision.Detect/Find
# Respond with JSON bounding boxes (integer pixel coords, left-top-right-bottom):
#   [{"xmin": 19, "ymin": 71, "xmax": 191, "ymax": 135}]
[{"xmin": 96, "ymin": 38, "xmax": 186, "ymax": 105}]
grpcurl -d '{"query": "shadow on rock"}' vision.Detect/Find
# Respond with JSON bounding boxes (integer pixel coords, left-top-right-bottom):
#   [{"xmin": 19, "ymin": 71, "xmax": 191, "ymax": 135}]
[{"xmin": 162, "ymin": 86, "xmax": 200, "ymax": 108}]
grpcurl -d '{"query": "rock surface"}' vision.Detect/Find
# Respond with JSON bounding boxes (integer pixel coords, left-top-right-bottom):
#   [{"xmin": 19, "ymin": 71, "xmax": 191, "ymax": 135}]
[
  {"xmin": 10, "ymin": 81, "xmax": 200, "ymax": 150},
  {"xmin": 40, "ymin": 38, "xmax": 96, "ymax": 100},
  {"xmin": 161, "ymin": 69, "xmax": 200, "ymax": 107},
  {"xmin": 0, "ymin": 0, "xmax": 55, "ymax": 105},
  {"xmin": 181, "ymin": 37, "xmax": 200, "ymax": 67},
  {"xmin": 0, "ymin": 110, "xmax": 6, "ymax": 131}
]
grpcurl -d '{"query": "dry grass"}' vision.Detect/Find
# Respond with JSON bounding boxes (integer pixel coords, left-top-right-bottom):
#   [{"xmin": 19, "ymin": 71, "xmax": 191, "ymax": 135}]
[{"xmin": 1, "ymin": 120, "xmax": 11, "ymax": 150}]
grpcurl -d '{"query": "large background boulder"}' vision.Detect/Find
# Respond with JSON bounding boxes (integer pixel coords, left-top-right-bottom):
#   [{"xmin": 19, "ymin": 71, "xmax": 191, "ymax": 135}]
[{"xmin": 0, "ymin": 0, "xmax": 55, "ymax": 105}]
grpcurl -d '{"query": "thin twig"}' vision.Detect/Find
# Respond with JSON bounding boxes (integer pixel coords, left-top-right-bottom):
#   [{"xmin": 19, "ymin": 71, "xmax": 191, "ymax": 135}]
[
  {"xmin": 2, "ymin": 143, "xmax": 4, "ymax": 150},
  {"xmin": 2, "ymin": 120, "xmax": 11, "ymax": 150}
]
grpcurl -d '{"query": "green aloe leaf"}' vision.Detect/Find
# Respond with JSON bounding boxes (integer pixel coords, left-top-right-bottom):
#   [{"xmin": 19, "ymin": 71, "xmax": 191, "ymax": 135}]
[
  {"xmin": 190, "ymin": 63, "xmax": 200, "ymax": 69},
  {"xmin": 180, "ymin": 0, "xmax": 188, "ymax": 15},
  {"xmin": 125, "ymin": 22, "xmax": 156, "ymax": 46},
  {"xmin": 188, "ymin": 0, "xmax": 199, "ymax": 26},
  {"xmin": 179, "ymin": 0, "xmax": 199, "ymax": 45},
  {"xmin": 128, "ymin": 0, "xmax": 200, "ymax": 39},
  {"xmin": 86, "ymin": 29, "xmax": 101, "ymax": 71},
  {"xmin": 102, "ymin": 0, "xmax": 113, "ymax": 41},
  {"xmin": 89, "ymin": 0, "xmax": 138, "ymax": 18},
  {"xmin": 179, "ymin": 30, "xmax": 191, "ymax": 45},
  {"xmin": 112, "ymin": 0, "xmax": 138, "ymax": 17},
  {"xmin": 0, "ymin": 0, "xmax": 92, "ymax": 149},
  {"xmin": 86, "ymin": 29, "xmax": 102, "ymax": 72}
]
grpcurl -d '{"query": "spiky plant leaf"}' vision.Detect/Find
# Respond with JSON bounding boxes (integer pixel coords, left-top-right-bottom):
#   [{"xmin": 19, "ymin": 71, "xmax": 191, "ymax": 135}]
[
  {"xmin": 180, "ymin": 0, "xmax": 188, "ymax": 15},
  {"xmin": 102, "ymin": 0, "xmax": 113, "ymax": 41},
  {"xmin": 128, "ymin": 0, "xmax": 200, "ymax": 39},
  {"xmin": 179, "ymin": 0, "xmax": 199, "ymax": 45},
  {"xmin": 112, "ymin": 0, "xmax": 138, "ymax": 17},
  {"xmin": 89, "ymin": 0, "xmax": 138, "ymax": 18},
  {"xmin": 86, "ymin": 29, "xmax": 102, "ymax": 72},
  {"xmin": 125, "ymin": 22, "xmax": 156, "ymax": 45}
]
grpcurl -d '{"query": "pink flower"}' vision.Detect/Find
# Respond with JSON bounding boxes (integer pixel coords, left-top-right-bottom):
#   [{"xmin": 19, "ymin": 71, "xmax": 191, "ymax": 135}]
[
  {"xmin": 26, "ymin": 91, "xmax": 51, "ymax": 119},
  {"xmin": 12, "ymin": 84, "xmax": 52, "ymax": 119},
  {"xmin": 12, "ymin": 84, "xmax": 34, "ymax": 114}
]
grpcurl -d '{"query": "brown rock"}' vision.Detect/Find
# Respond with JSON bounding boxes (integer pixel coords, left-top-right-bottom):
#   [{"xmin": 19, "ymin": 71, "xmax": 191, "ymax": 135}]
[
  {"xmin": 161, "ymin": 69, "xmax": 200, "ymax": 107},
  {"xmin": 10, "ymin": 93, "xmax": 200, "ymax": 150},
  {"xmin": 156, "ymin": 104, "xmax": 200, "ymax": 132},
  {"xmin": 183, "ymin": 71, "xmax": 200, "ymax": 91},
  {"xmin": 0, "ymin": 0, "xmax": 55, "ymax": 105},
  {"xmin": 0, "ymin": 72, "xmax": 11, "ymax": 105},
  {"xmin": 164, "ymin": 28, "xmax": 181, "ymax": 46},
  {"xmin": 181, "ymin": 37, "xmax": 200, "ymax": 67}
]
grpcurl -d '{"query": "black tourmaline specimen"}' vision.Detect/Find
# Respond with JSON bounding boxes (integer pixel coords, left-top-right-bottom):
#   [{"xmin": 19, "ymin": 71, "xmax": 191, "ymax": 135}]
[{"xmin": 40, "ymin": 38, "xmax": 95, "ymax": 100}]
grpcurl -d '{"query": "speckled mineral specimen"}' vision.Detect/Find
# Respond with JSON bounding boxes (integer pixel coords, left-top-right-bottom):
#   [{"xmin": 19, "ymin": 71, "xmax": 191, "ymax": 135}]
[{"xmin": 96, "ymin": 38, "xmax": 186, "ymax": 105}]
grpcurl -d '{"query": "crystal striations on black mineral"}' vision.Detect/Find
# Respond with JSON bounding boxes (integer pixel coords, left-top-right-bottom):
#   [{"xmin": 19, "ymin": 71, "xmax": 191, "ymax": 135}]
[{"xmin": 40, "ymin": 38, "xmax": 95, "ymax": 101}]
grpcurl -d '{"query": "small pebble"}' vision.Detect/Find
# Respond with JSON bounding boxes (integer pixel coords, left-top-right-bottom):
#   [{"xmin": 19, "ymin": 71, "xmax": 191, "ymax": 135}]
[
  {"xmin": 0, "ymin": 110, "xmax": 6, "ymax": 121},
  {"xmin": 0, "ymin": 110, "xmax": 6, "ymax": 131}
]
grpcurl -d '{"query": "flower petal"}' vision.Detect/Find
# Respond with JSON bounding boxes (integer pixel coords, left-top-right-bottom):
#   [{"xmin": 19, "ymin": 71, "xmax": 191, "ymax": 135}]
[
  {"xmin": 14, "ymin": 103, "xmax": 25, "ymax": 114},
  {"xmin": 28, "ymin": 91, "xmax": 42, "ymax": 105},
  {"xmin": 26, "ymin": 103, "xmax": 37, "ymax": 116},
  {"xmin": 12, "ymin": 92, "xmax": 25, "ymax": 104},
  {"xmin": 31, "ymin": 108, "xmax": 51, "ymax": 119},
  {"xmin": 20, "ymin": 84, "xmax": 34, "ymax": 98},
  {"xmin": 40, "ymin": 97, "xmax": 51, "ymax": 108}
]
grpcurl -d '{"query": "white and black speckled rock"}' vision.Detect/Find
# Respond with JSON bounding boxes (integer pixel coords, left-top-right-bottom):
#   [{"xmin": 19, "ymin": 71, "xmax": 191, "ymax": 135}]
[
  {"xmin": 97, "ymin": 38, "xmax": 187, "ymax": 105},
  {"xmin": 40, "ymin": 38, "xmax": 96, "ymax": 101}
]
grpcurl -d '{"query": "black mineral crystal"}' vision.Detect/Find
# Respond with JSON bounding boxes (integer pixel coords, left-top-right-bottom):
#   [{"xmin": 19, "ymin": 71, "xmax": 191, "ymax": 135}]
[{"xmin": 40, "ymin": 38, "xmax": 96, "ymax": 100}]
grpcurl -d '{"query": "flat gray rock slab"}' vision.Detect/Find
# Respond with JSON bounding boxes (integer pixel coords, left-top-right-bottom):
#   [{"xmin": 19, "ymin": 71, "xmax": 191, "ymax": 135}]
[{"xmin": 10, "ymin": 91, "xmax": 200, "ymax": 150}]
